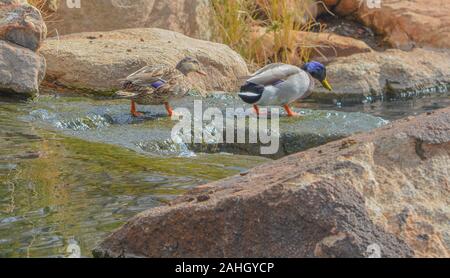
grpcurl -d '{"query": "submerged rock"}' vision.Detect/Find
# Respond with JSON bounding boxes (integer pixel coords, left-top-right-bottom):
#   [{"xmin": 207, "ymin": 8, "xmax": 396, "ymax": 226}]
[
  {"xmin": 93, "ymin": 107, "xmax": 450, "ymax": 258},
  {"xmin": 41, "ymin": 28, "xmax": 248, "ymax": 95},
  {"xmin": 0, "ymin": 40, "xmax": 46, "ymax": 97},
  {"xmin": 45, "ymin": 0, "xmax": 212, "ymax": 40},
  {"xmin": 24, "ymin": 95, "xmax": 387, "ymax": 159},
  {"xmin": 188, "ymin": 106, "xmax": 387, "ymax": 159},
  {"xmin": 0, "ymin": 0, "xmax": 47, "ymax": 51},
  {"xmin": 79, "ymin": 98, "xmax": 388, "ymax": 158},
  {"xmin": 313, "ymin": 48, "xmax": 450, "ymax": 102}
]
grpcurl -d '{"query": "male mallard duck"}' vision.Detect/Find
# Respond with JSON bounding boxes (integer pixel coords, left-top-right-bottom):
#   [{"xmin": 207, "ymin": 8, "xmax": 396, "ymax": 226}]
[
  {"xmin": 238, "ymin": 61, "xmax": 333, "ymax": 116},
  {"xmin": 116, "ymin": 56, "xmax": 206, "ymax": 117}
]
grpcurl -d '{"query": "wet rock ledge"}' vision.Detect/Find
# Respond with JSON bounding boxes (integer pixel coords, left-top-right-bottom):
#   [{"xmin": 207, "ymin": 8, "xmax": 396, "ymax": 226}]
[{"xmin": 93, "ymin": 107, "xmax": 450, "ymax": 258}]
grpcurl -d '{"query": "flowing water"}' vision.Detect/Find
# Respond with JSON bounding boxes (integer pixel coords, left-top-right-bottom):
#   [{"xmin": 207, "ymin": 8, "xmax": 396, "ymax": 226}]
[{"xmin": 0, "ymin": 93, "xmax": 448, "ymax": 257}]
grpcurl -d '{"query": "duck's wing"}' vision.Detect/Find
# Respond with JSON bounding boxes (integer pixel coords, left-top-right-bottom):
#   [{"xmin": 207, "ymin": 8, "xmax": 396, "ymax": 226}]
[
  {"xmin": 246, "ymin": 63, "xmax": 301, "ymax": 86},
  {"xmin": 121, "ymin": 64, "xmax": 175, "ymax": 89},
  {"xmin": 251, "ymin": 63, "xmax": 288, "ymax": 76}
]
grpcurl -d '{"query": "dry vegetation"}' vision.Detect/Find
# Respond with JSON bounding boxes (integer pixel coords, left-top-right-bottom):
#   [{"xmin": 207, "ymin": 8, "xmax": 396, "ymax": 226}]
[
  {"xmin": 211, "ymin": 0, "xmax": 325, "ymax": 68},
  {"xmin": 27, "ymin": 0, "xmax": 57, "ymax": 22}
]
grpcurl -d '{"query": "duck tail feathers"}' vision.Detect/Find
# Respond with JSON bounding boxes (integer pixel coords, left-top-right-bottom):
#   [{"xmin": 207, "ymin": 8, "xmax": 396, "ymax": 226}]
[
  {"xmin": 239, "ymin": 82, "xmax": 264, "ymax": 104},
  {"xmin": 120, "ymin": 79, "xmax": 133, "ymax": 90},
  {"xmin": 238, "ymin": 92, "xmax": 262, "ymax": 104}
]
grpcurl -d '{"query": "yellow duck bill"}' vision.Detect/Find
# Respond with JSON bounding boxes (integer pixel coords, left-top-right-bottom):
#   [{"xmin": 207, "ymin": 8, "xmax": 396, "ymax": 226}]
[{"xmin": 322, "ymin": 79, "xmax": 333, "ymax": 91}]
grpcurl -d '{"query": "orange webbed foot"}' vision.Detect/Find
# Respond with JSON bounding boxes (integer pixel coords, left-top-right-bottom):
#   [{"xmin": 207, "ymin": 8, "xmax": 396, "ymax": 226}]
[
  {"xmin": 284, "ymin": 105, "xmax": 300, "ymax": 117},
  {"xmin": 130, "ymin": 100, "xmax": 144, "ymax": 117},
  {"xmin": 131, "ymin": 111, "xmax": 144, "ymax": 117},
  {"xmin": 165, "ymin": 102, "xmax": 174, "ymax": 117},
  {"xmin": 252, "ymin": 105, "xmax": 268, "ymax": 117}
]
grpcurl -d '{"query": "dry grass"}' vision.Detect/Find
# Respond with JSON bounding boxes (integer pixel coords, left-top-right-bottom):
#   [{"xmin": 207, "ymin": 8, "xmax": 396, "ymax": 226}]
[
  {"xmin": 28, "ymin": 0, "xmax": 62, "ymax": 37},
  {"xmin": 211, "ymin": 0, "xmax": 325, "ymax": 68},
  {"xmin": 27, "ymin": 0, "xmax": 57, "ymax": 22}
]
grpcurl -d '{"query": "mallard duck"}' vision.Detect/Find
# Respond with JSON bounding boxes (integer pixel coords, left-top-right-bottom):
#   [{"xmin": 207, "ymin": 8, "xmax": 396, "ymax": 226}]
[
  {"xmin": 238, "ymin": 61, "xmax": 333, "ymax": 116},
  {"xmin": 116, "ymin": 56, "xmax": 206, "ymax": 117}
]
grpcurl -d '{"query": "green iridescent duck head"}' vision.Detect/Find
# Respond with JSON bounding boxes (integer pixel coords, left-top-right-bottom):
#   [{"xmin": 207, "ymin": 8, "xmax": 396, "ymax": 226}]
[{"xmin": 302, "ymin": 61, "xmax": 333, "ymax": 91}]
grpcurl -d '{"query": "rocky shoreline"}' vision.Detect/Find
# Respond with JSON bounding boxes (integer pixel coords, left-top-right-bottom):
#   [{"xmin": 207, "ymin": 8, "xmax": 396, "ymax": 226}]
[
  {"xmin": 93, "ymin": 107, "xmax": 450, "ymax": 258},
  {"xmin": 312, "ymin": 48, "xmax": 450, "ymax": 102}
]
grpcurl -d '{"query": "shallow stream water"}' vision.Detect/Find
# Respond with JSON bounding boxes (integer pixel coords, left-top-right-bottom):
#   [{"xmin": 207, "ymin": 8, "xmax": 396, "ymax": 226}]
[{"xmin": 0, "ymin": 93, "xmax": 448, "ymax": 257}]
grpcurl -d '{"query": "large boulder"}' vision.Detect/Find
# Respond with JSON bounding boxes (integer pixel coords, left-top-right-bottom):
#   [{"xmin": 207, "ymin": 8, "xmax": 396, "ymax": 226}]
[
  {"xmin": 40, "ymin": 28, "xmax": 249, "ymax": 95},
  {"xmin": 45, "ymin": 0, "xmax": 212, "ymax": 40},
  {"xmin": 0, "ymin": 40, "xmax": 46, "ymax": 97},
  {"xmin": 321, "ymin": 0, "xmax": 360, "ymax": 16},
  {"xmin": 320, "ymin": 0, "xmax": 450, "ymax": 50},
  {"xmin": 0, "ymin": 0, "xmax": 47, "ymax": 51},
  {"xmin": 357, "ymin": 0, "xmax": 450, "ymax": 50},
  {"xmin": 313, "ymin": 48, "xmax": 450, "ymax": 102},
  {"xmin": 93, "ymin": 107, "xmax": 450, "ymax": 258}
]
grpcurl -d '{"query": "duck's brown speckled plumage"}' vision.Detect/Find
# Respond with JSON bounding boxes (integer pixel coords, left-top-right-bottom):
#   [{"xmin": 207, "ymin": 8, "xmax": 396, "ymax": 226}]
[{"xmin": 120, "ymin": 64, "xmax": 191, "ymax": 105}]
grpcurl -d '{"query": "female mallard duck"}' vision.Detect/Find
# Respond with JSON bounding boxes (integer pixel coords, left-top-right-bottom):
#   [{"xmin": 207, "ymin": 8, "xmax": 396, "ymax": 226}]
[
  {"xmin": 238, "ymin": 61, "xmax": 333, "ymax": 116},
  {"xmin": 116, "ymin": 56, "xmax": 206, "ymax": 117}
]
